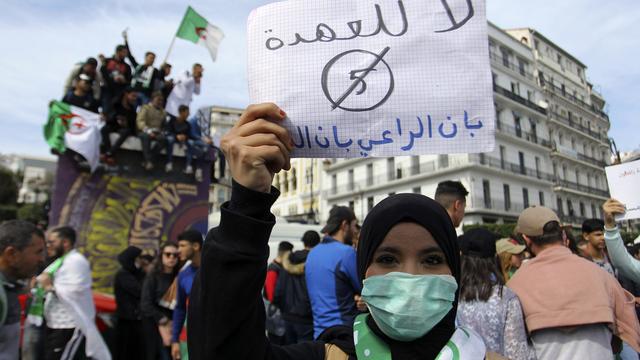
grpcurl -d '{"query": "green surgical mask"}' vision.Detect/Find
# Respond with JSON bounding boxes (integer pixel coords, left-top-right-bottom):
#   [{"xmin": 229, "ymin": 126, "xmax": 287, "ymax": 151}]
[{"xmin": 360, "ymin": 272, "xmax": 457, "ymax": 342}]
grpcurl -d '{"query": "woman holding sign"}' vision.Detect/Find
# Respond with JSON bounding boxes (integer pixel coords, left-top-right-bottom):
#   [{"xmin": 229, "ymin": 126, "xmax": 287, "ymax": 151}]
[{"xmin": 187, "ymin": 103, "xmax": 501, "ymax": 360}]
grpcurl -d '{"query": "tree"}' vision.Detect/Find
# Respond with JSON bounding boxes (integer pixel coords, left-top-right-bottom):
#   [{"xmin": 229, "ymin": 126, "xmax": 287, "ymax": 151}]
[
  {"xmin": 17, "ymin": 203, "xmax": 46, "ymax": 224},
  {"xmin": 0, "ymin": 166, "xmax": 18, "ymax": 204}
]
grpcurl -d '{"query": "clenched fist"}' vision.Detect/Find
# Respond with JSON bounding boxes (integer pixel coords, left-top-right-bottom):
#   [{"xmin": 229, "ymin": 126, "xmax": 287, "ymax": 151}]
[{"xmin": 221, "ymin": 103, "xmax": 292, "ymax": 193}]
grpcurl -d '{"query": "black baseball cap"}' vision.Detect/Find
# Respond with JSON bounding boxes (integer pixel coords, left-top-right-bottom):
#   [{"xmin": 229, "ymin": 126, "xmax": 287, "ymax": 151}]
[
  {"xmin": 321, "ymin": 206, "xmax": 356, "ymax": 235},
  {"xmin": 459, "ymin": 228, "xmax": 500, "ymax": 258}
]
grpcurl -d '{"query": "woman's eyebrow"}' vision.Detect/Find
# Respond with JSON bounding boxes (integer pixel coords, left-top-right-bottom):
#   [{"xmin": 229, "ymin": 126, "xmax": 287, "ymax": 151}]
[
  {"xmin": 375, "ymin": 246, "xmax": 401, "ymax": 255},
  {"xmin": 418, "ymin": 246, "xmax": 444, "ymax": 255}
]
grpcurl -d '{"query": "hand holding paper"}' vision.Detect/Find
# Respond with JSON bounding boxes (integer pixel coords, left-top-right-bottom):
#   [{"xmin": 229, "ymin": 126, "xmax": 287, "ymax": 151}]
[{"xmin": 605, "ymin": 159, "xmax": 640, "ymax": 221}]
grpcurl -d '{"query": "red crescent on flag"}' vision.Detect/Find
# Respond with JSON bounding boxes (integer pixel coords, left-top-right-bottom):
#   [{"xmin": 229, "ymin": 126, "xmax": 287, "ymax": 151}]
[{"xmin": 195, "ymin": 26, "xmax": 207, "ymax": 40}]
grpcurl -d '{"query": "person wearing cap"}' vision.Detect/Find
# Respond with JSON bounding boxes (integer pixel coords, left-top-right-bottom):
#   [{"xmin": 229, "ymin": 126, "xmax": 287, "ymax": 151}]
[
  {"xmin": 305, "ymin": 205, "xmax": 360, "ymax": 339},
  {"xmin": 63, "ymin": 57, "xmax": 103, "ymax": 101},
  {"xmin": 457, "ymin": 228, "xmax": 535, "ymax": 359},
  {"xmin": 508, "ymin": 206, "xmax": 640, "ymax": 359},
  {"xmin": 496, "ymin": 238, "xmax": 526, "ymax": 282},
  {"xmin": 62, "ymin": 73, "xmax": 100, "ymax": 113}
]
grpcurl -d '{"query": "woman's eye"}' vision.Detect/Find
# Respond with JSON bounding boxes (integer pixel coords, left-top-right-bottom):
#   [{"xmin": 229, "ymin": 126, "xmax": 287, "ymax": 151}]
[
  {"xmin": 375, "ymin": 255, "xmax": 397, "ymax": 265},
  {"xmin": 423, "ymin": 255, "xmax": 444, "ymax": 265}
]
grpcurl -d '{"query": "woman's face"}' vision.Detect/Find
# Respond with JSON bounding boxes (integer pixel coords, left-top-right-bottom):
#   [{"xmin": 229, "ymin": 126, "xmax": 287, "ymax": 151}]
[
  {"xmin": 161, "ymin": 245, "xmax": 179, "ymax": 269},
  {"xmin": 365, "ymin": 222, "xmax": 452, "ymax": 278},
  {"xmin": 510, "ymin": 253, "xmax": 523, "ymax": 268}
]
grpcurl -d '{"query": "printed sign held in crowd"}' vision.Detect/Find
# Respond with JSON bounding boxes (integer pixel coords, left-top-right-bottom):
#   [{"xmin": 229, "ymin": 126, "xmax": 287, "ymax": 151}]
[
  {"xmin": 248, "ymin": 0, "xmax": 494, "ymax": 158},
  {"xmin": 605, "ymin": 159, "xmax": 640, "ymax": 221}
]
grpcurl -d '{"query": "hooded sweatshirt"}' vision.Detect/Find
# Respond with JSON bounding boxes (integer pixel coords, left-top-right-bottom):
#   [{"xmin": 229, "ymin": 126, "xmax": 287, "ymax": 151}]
[
  {"xmin": 114, "ymin": 246, "xmax": 145, "ymax": 320},
  {"xmin": 274, "ymin": 250, "xmax": 313, "ymax": 324}
]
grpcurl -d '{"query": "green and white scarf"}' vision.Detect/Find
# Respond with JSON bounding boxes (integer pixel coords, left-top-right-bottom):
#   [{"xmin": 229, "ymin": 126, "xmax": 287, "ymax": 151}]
[{"xmin": 27, "ymin": 254, "xmax": 67, "ymax": 326}]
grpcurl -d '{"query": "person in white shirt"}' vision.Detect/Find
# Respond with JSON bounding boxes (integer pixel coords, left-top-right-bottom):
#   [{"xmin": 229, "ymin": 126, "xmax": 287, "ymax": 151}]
[
  {"xmin": 37, "ymin": 227, "xmax": 110, "ymax": 360},
  {"xmin": 165, "ymin": 63, "xmax": 203, "ymax": 119}
]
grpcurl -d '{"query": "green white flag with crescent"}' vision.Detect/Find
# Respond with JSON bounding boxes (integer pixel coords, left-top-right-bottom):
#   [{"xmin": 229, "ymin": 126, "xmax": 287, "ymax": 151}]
[{"xmin": 176, "ymin": 6, "xmax": 225, "ymax": 62}]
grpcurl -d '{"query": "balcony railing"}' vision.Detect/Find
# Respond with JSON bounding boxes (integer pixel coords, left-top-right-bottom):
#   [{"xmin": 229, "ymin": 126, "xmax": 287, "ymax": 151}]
[
  {"xmin": 550, "ymin": 142, "xmax": 608, "ymax": 168},
  {"xmin": 548, "ymin": 110, "xmax": 603, "ymax": 141},
  {"xmin": 493, "ymin": 85, "xmax": 547, "ymax": 115},
  {"xmin": 489, "ymin": 51, "xmax": 535, "ymax": 81},
  {"xmin": 496, "ymin": 121, "xmax": 552, "ymax": 148},
  {"xmin": 543, "ymin": 82, "xmax": 609, "ymax": 121},
  {"xmin": 553, "ymin": 179, "xmax": 609, "ymax": 198},
  {"xmin": 473, "ymin": 154, "xmax": 555, "ymax": 182}
]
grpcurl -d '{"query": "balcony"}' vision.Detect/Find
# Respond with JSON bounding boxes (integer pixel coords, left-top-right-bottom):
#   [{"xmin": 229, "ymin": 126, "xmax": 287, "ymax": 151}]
[
  {"xmin": 548, "ymin": 110, "xmax": 603, "ymax": 141},
  {"xmin": 496, "ymin": 121, "xmax": 552, "ymax": 148},
  {"xmin": 553, "ymin": 179, "xmax": 609, "ymax": 198},
  {"xmin": 558, "ymin": 214, "xmax": 589, "ymax": 226},
  {"xmin": 551, "ymin": 143, "xmax": 608, "ymax": 168},
  {"xmin": 489, "ymin": 51, "xmax": 535, "ymax": 81},
  {"xmin": 543, "ymin": 82, "xmax": 609, "ymax": 121},
  {"xmin": 493, "ymin": 84, "xmax": 547, "ymax": 115},
  {"xmin": 473, "ymin": 154, "xmax": 555, "ymax": 182}
]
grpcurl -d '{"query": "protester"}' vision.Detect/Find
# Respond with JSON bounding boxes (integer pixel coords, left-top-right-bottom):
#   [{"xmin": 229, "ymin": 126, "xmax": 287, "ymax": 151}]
[
  {"xmin": 165, "ymin": 63, "xmax": 203, "ymax": 119},
  {"xmin": 37, "ymin": 226, "xmax": 110, "ymax": 360},
  {"xmin": 63, "ymin": 57, "xmax": 102, "ymax": 101},
  {"xmin": 124, "ymin": 32, "xmax": 161, "ymax": 104},
  {"xmin": 306, "ymin": 205, "xmax": 360, "ymax": 339},
  {"xmin": 100, "ymin": 44, "xmax": 132, "ymax": 114},
  {"xmin": 507, "ymin": 206, "xmax": 640, "ymax": 359},
  {"xmin": 141, "ymin": 242, "xmax": 180, "ymax": 360},
  {"xmin": 62, "ymin": 74, "xmax": 100, "ymax": 112},
  {"xmin": 0, "ymin": 221, "xmax": 45, "ymax": 360},
  {"xmin": 113, "ymin": 246, "xmax": 148, "ymax": 360},
  {"xmin": 188, "ymin": 107, "xmax": 218, "ymax": 182},
  {"xmin": 457, "ymin": 228, "xmax": 535, "ymax": 359},
  {"xmin": 582, "ymin": 218, "xmax": 615, "ymax": 276},
  {"xmin": 171, "ymin": 230, "xmax": 202, "ymax": 360},
  {"xmin": 137, "ymin": 92, "xmax": 167, "ymax": 170},
  {"xmin": 187, "ymin": 103, "xmax": 495, "ymax": 359},
  {"xmin": 496, "ymin": 237, "xmax": 526, "ymax": 282},
  {"xmin": 434, "ymin": 180, "xmax": 469, "ymax": 228},
  {"xmin": 603, "ymin": 199, "xmax": 640, "ymax": 282},
  {"xmin": 273, "ymin": 232, "xmax": 320, "ymax": 344},
  {"xmin": 264, "ymin": 241, "xmax": 293, "ymax": 345},
  {"xmin": 165, "ymin": 105, "xmax": 195, "ymax": 174},
  {"xmin": 158, "ymin": 63, "xmax": 174, "ymax": 101},
  {"xmin": 101, "ymin": 87, "xmax": 138, "ymax": 163}
]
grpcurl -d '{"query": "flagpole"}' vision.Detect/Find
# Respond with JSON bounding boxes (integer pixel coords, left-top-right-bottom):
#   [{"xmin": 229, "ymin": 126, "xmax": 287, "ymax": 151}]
[{"xmin": 163, "ymin": 36, "xmax": 177, "ymax": 64}]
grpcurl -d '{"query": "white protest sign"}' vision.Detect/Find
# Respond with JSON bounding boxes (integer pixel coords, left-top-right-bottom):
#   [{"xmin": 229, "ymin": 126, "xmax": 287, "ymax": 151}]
[
  {"xmin": 247, "ymin": 0, "xmax": 494, "ymax": 158},
  {"xmin": 605, "ymin": 159, "xmax": 640, "ymax": 221}
]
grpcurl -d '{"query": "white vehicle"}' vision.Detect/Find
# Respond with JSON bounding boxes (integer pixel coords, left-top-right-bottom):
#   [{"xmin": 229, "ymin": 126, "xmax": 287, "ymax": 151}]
[{"xmin": 208, "ymin": 212, "xmax": 322, "ymax": 262}]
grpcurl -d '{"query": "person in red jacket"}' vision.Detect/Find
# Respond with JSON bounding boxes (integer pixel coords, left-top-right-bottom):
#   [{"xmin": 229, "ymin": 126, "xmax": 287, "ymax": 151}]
[{"xmin": 264, "ymin": 241, "xmax": 293, "ymax": 344}]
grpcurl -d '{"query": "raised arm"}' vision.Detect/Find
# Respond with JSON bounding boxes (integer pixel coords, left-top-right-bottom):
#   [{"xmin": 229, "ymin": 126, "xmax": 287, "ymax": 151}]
[{"xmin": 603, "ymin": 199, "xmax": 640, "ymax": 281}]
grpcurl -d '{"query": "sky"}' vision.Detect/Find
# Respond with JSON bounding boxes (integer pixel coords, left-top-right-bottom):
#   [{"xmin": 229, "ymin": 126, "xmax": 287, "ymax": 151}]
[{"xmin": 0, "ymin": 0, "xmax": 638, "ymax": 159}]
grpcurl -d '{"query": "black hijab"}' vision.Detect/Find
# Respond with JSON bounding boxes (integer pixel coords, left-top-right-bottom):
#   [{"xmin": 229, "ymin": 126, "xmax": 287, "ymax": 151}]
[{"xmin": 356, "ymin": 193, "xmax": 460, "ymax": 360}]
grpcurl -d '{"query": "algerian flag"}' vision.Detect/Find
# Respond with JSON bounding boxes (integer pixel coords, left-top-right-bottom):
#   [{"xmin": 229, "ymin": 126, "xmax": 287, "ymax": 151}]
[
  {"xmin": 176, "ymin": 6, "xmax": 224, "ymax": 62},
  {"xmin": 44, "ymin": 101, "xmax": 102, "ymax": 172}
]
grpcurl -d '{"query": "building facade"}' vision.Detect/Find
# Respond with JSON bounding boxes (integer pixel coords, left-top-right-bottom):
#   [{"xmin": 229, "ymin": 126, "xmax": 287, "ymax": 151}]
[{"xmin": 1, "ymin": 154, "xmax": 57, "ymax": 204}]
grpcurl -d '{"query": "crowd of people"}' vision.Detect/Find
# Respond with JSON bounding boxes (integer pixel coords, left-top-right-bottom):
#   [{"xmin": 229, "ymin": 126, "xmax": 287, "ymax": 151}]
[
  {"xmin": 61, "ymin": 31, "xmax": 215, "ymax": 180},
  {"xmin": 2, "ymin": 102, "xmax": 640, "ymax": 359}
]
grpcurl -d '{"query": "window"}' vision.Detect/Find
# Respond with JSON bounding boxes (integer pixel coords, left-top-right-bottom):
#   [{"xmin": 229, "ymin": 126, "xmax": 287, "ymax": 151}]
[
  {"xmin": 283, "ymin": 172, "xmax": 289, "ymax": 193},
  {"xmin": 483, "ymin": 180, "xmax": 492, "ymax": 209},
  {"xmin": 348, "ymin": 201, "xmax": 355, "ymax": 211},
  {"xmin": 366, "ymin": 163, "xmax": 373, "ymax": 186},
  {"xmin": 539, "ymin": 191, "xmax": 545, "ymax": 206},
  {"xmin": 503, "ymin": 184, "xmax": 511, "ymax": 211},
  {"xmin": 348, "ymin": 169, "xmax": 354, "ymax": 191},
  {"xmin": 396, "ymin": 168, "xmax": 403, "ymax": 180},
  {"xmin": 387, "ymin": 158, "xmax": 395, "ymax": 181},
  {"xmin": 492, "ymin": 72, "xmax": 497, "ymax": 86},
  {"xmin": 567, "ymin": 200, "xmax": 575, "ymax": 216},
  {"xmin": 291, "ymin": 168, "xmax": 297, "ymax": 191},
  {"xmin": 411, "ymin": 156, "xmax": 420, "ymax": 175},
  {"xmin": 575, "ymin": 170, "xmax": 580, "ymax": 184},
  {"xmin": 534, "ymin": 39, "xmax": 539, "ymax": 51},
  {"xmin": 591, "ymin": 203, "xmax": 597, "ymax": 218},
  {"xmin": 557, "ymin": 54, "xmax": 563, "ymax": 70},
  {"xmin": 535, "ymin": 157, "xmax": 541, "ymax": 178},
  {"xmin": 514, "ymin": 115, "xmax": 522, "ymax": 137},
  {"xmin": 499, "ymin": 146, "xmax": 506, "ymax": 169},
  {"xmin": 412, "ymin": 187, "xmax": 421, "ymax": 194},
  {"xmin": 438, "ymin": 154, "xmax": 449, "ymax": 169},
  {"xmin": 557, "ymin": 197, "xmax": 564, "ymax": 215},
  {"xmin": 501, "ymin": 47, "xmax": 510, "ymax": 67},
  {"xmin": 527, "ymin": 90, "xmax": 533, "ymax": 102},
  {"xmin": 539, "ymin": 71, "xmax": 545, "ymax": 86},
  {"xmin": 529, "ymin": 120, "xmax": 537, "ymax": 142},
  {"xmin": 331, "ymin": 174, "xmax": 337, "ymax": 194},
  {"xmin": 518, "ymin": 58, "xmax": 526, "ymax": 76},
  {"xmin": 580, "ymin": 202, "xmax": 586, "ymax": 217},
  {"xmin": 367, "ymin": 197, "xmax": 374, "ymax": 212},
  {"xmin": 523, "ymin": 188, "xmax": 529, "ymax": 208},
  {"xmin": 518, "ymin": 152, "xmax": 525, "ymax": 175},
  {"xmin": 562, "ymin": 165, "xmax": 567, "ymax": 180},
  {"xmin": 511, "ymin": 82, "xmax": 520, "ymax": 95}
]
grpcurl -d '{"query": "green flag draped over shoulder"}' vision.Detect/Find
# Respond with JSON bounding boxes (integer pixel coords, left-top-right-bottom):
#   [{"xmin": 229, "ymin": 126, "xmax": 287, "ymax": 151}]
[
  {"xmin": 175, "ymin": 6, "xmax": 224, "ymax": 61},
  {"xmin": 44, "ymin": 101, "xmax": 71, "ymax": 153}
]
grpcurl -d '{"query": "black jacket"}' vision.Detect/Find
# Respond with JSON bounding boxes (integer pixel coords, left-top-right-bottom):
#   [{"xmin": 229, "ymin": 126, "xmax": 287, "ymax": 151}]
[
  {"xmin": 141, "ymin": 271, "xmax": 176, "ymax": 323},
  {"xmin": 114, "ymin": 246, "xmax": 145, "ymax": 320},
  {"xmin": 273, "ymin": 250, "xmax": 313, "ymax": 324},
  {"xmin": 187, "ymin": 182, "xmax": 355, "ymax": 359}
]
